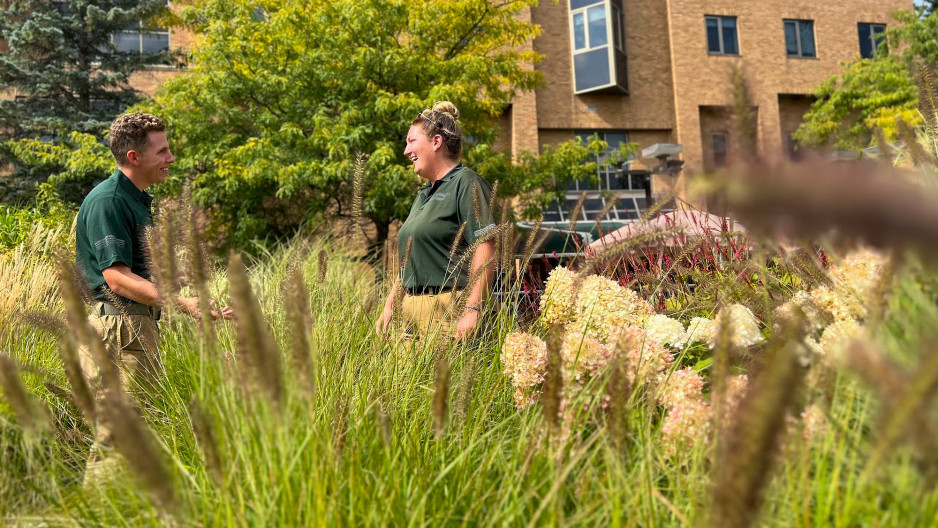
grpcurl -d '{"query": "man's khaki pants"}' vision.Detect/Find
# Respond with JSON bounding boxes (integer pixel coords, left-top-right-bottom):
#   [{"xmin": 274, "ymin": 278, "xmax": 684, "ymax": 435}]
[{"xmin": 78, "ymin": 311, "xmax": 160, "ymax": 481}]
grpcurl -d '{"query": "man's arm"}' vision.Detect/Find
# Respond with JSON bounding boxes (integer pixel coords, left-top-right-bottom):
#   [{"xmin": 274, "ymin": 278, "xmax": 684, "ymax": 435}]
[{"xmin": 102, "ymin": 263, "xmax": 232, "ymax": 319}]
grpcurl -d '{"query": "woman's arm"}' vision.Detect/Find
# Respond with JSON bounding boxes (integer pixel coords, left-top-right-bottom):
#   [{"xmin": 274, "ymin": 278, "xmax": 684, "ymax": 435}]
[
  {"xmin": 454, "ymin": 239, "xmax": 495, "ymax": 340},
  {"xmin": 375, "ymin": 277, "xmax": 400, "ymax": 337}
]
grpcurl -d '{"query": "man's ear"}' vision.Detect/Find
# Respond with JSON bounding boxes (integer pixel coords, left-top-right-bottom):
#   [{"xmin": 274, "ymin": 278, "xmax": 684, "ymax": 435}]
[{"xmin": 125, "ymin": 150, "xmax": 139, "ymax": 166}]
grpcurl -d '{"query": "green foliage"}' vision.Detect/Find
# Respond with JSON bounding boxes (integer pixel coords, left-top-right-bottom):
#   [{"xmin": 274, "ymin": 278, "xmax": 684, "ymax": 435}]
[
  {"xmin": 0, "ymin": 0, "xmax": 177, "ymax": 202},
  {"xmin": 152, "ymin": 0, "xmax": 542, "ymax": 249},
  {"xmin": 468, "ymin": 135, "xmax": 636, "ymax": 220},
  {"xmin": 6, "ymin": 132, "xmax": 114, "ymax": 205},
  {"xmin": 794, "ymin": 56, "xmax": 922, "ymax": 150},
  {"xmin": 796, "ymin": 11, "xmax": 938, "ymax": 150}
]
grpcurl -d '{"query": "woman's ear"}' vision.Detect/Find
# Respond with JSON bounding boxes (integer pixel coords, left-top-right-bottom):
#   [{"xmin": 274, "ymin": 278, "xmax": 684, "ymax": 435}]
[{"xmin": 431, "ymin": 134, "xmax": 444, "ymax": 152}]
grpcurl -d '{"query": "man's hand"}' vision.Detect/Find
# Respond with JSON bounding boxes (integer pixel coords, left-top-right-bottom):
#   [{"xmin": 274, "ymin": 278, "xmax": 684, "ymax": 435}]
[
  {"xmin": 454, "ymin": 309, "xmax": 479, "ymax": 341},
  {"xmin": 178, "ymin": 296, "xmax": 233, "ymax": 320},
  {"xmin": 375, "ymin": 305, "xmax": 393, "ymax": 338}
]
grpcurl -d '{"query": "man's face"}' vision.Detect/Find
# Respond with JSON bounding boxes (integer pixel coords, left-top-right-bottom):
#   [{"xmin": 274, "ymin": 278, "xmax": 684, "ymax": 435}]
[{"xmin": 131, "ymin": 131, "xmax": 175, "ymax": 187}]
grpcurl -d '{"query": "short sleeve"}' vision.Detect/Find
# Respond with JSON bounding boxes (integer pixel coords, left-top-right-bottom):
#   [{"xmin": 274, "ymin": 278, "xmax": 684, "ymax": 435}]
[
  {"xmin": 458, "ymin": 175, "xmax": 497, "ymax": 245},
  {"xmin": 83, "ymin": 197, "xmax": 135, "ymax": 271}
]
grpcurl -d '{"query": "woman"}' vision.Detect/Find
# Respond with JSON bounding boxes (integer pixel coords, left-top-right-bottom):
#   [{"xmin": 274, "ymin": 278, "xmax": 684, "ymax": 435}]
[{"xmin": 375, "ymin": 102, "xmax": 496, "ymax": 341}]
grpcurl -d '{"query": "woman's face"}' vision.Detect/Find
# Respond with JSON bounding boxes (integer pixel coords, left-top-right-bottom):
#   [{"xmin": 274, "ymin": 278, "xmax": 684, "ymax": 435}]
[{"xmin": 403, "ymin": 124, "xmax": 439, "ymax": 179}]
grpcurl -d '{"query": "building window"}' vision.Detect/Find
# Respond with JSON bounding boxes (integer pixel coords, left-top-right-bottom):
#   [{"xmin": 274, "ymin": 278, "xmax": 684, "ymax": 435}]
[
  {"xmin": 711, "ymin": 132, "xmax": 728, "ymax": 168},
  {"xmin": 113, "ymin": 20, "xmax": 169, "ymax": 54},
  {"xmin": 569, "ymin": 0, "xmax": 628, "ymax": 94},
  {"xmin": 858, "ymin": 22, "xmax": 886, "ymax": 59},
  {"xmin": 545, "ymin": 131, "xmax": 644, "ymax": 222},
  {"xmin": 705, "ymin": 16, "xmax": 739, "ymax": 55},
  {"xmin": 784, "ymin": 19, "xmax": 815, "ymax": 58}
]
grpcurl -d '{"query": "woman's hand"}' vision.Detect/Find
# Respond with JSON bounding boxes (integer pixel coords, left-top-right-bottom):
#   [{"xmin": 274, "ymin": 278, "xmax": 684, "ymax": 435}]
[{"xmin": 454, "ymin": 309, "xmax": 479, "ymax": 340}]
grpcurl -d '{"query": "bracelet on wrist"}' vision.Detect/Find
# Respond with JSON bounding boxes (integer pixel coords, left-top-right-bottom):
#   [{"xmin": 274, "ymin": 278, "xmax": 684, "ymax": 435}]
[{"xmin": 466, "ymin": 305, "xmax": 482, "ymax": 313}]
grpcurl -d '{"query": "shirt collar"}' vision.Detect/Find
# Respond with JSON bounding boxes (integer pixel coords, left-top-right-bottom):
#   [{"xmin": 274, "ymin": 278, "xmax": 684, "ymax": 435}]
[
  {"xmin": 419, "ymin": 163, "xmax": 463, "ymax": 192},
  {"xmin": 113, "ymin": 168, "xmax": 153, "ymax": 207}
]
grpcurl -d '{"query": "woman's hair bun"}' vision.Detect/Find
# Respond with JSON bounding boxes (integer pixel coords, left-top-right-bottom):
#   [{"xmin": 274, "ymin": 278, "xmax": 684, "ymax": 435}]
[{"xmin": 431, "ymin": 101, "xmax": 459, "ymax": 121}]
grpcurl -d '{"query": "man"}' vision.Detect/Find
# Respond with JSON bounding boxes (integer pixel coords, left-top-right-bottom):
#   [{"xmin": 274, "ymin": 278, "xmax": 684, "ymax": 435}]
[{"xmin": 75, "ymin": 112, "xmax": 231, "ymax": 481}]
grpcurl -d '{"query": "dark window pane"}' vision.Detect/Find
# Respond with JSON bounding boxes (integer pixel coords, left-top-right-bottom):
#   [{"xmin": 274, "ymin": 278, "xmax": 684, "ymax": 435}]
[
  {"xmin": 570, "ymin": 0, "xmax": 602, "ymax": 9},
  {"xmin": 573, "ymin": 12, "xmax": 586, "ymax": 50},
  {"xmin": 543, "ymin": 200, "xmax": 563, "ymax": 222},
  {"xmin": 632, "ymin": 198, "xmax": 646, "ymax": 217},
  {"xmin": 606, "ymin": 132, "xmax": 628, "ymax": 151},
  {"xmin": 800, "ymin": 21, "xmax": 815, "ymax": 57},
  {"xmin": 712, "ymin": 132, "xmax": 728, "ymax": 167},
  {"xmin": 573, "ymin": 48, "xmax": 611, "ymax": 92},
  {"xmin": 784, "ymin": 21, "xmax": 798, "ymax": 55},
  {"xmin": 721, "ymin": 17, "xmax": 738, "ymax": 54},
  {"xmin": 706, "ymin": 18, "xmax": 720, "ymax": 53},
  {"xmin": 858, "ymin": 23, "xmax": 873, "ymax": 58},
  {"xmin": 141, "ymin": 33, "xmax": 169, "ymax": 54},
  {"xmin": 113, "ymin": 32, "xmax": 140, "ymax": 53},
  {"xmin": 587, "ymin": 5, "xmax": 607, "ymax": 48}
]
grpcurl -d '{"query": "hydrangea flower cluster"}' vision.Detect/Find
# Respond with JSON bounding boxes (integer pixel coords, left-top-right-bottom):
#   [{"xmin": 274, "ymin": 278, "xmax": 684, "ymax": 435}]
[
  {"xmin": 660, "ymin": 399, "xmax": 711, "ymax": 454},
  {"xmin": 644, "ymin": 314, "xmax": 687, "ymax": 348},
  {"xmin": 500, "ymin": 332, "xmax": 548, "ymax": 408},
  {"xmin": 683, "ymin": 317, "xmax": 716, "ymax": 347},
  {"xmin": 616, "ymin": 326, "xmax": 673, "ymax": 385},
  {"xmin": 681, "ymin": 304, "xmax": 762, "ymax": 349},
  {"xmin": 774, "ymin": 290, "xmax": 826, "ymax": 332},
  {"xmin": 561, "ymin": 332, "xmax": 612, "ymax": 381},
  {"xmin": 658, "ymin": 367, "xmax": 705, "ymax": 408},
  {"xmin": 810, "ymin": 248, "xmax": 886, "ymax": 322},
  {"xmin": 716, "ymin": 304, "xmax": 764, "ymax": 348},
  {"xmin": 539, "ymin": 266, "xmax": 578, "ymax": 325},
  {"xmin": 569, "ymin": 275, "xmax": 654, "ymax": 343}
]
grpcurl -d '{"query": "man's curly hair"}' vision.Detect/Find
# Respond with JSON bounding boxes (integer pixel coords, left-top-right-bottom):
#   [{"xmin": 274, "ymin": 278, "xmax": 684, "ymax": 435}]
[{"xmin": 108, "ymin": 113, "xmax": 166, "ymax": 167}]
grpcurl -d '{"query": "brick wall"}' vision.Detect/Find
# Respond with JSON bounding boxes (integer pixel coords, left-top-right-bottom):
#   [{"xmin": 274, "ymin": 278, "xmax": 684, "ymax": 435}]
[{"xmin": 509, "ymin": 0, "xmax": 911, "ymax": 199}]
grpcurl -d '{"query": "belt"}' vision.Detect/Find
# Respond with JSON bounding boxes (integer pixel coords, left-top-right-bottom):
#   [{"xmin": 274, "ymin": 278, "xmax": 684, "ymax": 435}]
[
  {"xmin": 405, "ymin": 285, "xmax": 452, "ymax": 296},
  {"xmin": 96, "ymin": 301, "xmax": 162, "ymax": 321}
]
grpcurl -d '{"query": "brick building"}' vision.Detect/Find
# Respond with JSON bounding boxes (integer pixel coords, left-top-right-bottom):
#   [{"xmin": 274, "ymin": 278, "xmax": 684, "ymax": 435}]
[
  {"xmin": 3, "ymin": 1, "xmax": 912, "ymax": 220},
  {"xmin": 496, "ymin": 0, "xmax": 910, "ymax": 220}
]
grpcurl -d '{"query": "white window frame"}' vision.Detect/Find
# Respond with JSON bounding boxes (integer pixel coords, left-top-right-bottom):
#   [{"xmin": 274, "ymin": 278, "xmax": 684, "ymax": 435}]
[{"xmin": 569, "ymin": 0, "xmax": 624, "ymax": 94}]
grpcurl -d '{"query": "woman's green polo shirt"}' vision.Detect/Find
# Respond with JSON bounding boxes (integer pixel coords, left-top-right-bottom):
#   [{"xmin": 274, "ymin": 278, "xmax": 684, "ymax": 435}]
[{"xmin": 397, "ymin": 164, "xmax": 496, "ymax": 291}]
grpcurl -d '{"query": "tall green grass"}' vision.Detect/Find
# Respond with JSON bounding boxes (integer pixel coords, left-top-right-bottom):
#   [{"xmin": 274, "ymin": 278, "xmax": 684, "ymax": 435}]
[{"xmin": 1, "ymin": 224, "xmax": 938, "ymax": 526}]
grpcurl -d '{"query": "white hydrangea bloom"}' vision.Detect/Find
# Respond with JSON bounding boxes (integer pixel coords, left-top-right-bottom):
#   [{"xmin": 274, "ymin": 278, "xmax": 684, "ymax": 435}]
[
  {"xmin": 683, "ymin": 317, "xmax": 716, "ymax": 347},
  {"xmin": 643, "ymin": 314, "xmax": 686, "ymax": 349},
  {"xmin": 714, "ymin": 303, "xmax": 764, "ymax": 348}
]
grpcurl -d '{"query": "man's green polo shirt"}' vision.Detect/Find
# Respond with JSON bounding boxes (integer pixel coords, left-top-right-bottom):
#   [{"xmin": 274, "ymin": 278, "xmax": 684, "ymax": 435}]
[
  {"xmin": 75, "ymin": 168, "xmax": 153, "ymax": 303},
  {"xmin": 397, "ymin": 164, "xmax": 496, "ymax": 291}
]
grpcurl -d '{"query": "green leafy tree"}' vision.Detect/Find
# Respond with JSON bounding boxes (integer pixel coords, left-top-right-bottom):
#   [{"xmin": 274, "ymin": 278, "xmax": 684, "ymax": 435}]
[
  {"xmin": 794, "ymin": 55, "xmax": 922, "ymax": 150},
  {"xmin": 151, "ymin": 0, "xmax": 547, "ymax": 250},
  {"xmin": 795, "ymin": 11, "xmax": 938, "ymax": 151},
  {"xmin": 0, "ymin": 0, "xmax": 175, "ymax": 202}
]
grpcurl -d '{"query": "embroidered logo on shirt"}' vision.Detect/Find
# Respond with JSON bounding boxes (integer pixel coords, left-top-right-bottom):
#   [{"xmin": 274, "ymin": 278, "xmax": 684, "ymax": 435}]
[
  {"xmin": 94, "ymin": 235, "xmax": 126, "ymax": 249},
  {"xmin": 474, "ymin": 223, "xmax": 496, "ymax": 238},
  {"xmin": 430, "ymin": 192, "xmax": 448, "ymax": 202}
]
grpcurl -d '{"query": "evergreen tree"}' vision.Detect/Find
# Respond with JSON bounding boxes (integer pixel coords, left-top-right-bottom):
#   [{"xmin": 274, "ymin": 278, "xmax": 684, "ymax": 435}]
[{"xmin": 0, "ymin": 0, "xmax": 175, "ymax": 201}]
